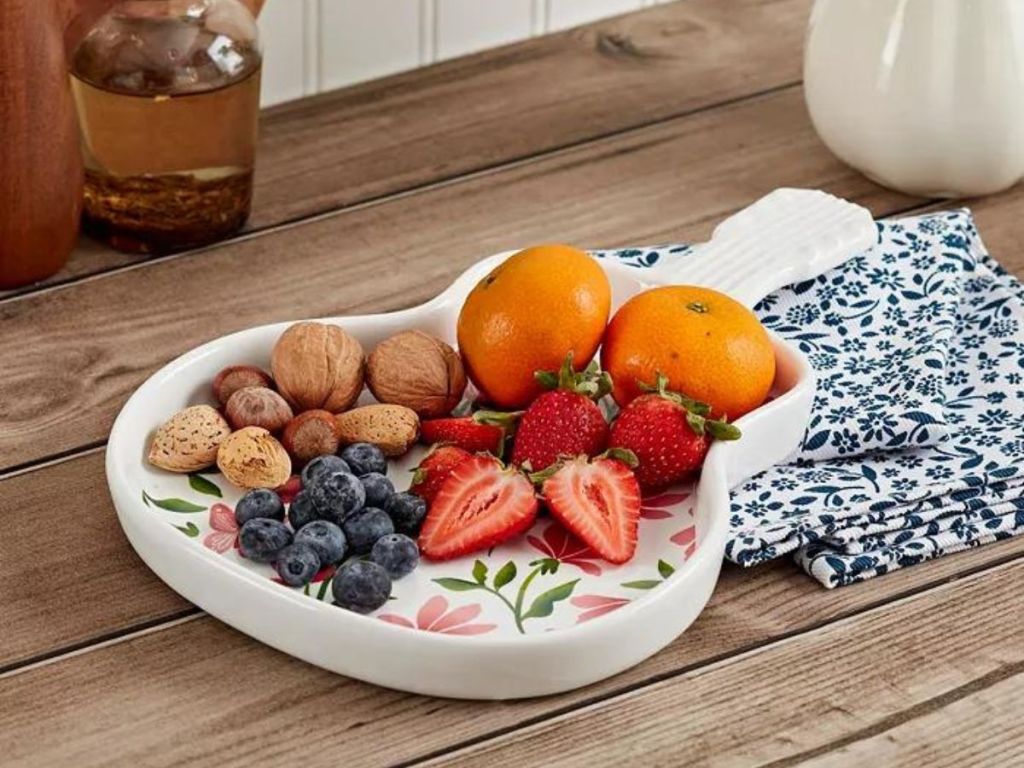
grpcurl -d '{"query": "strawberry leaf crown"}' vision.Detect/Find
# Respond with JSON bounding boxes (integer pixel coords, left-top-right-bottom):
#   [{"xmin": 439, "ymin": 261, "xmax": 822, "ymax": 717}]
[
  {"xmin": 639, "ymin": 372, "xmax": 742, "ymax": 441},
  {"xmin": 534, "ymin": 352, "xmax": 613, "ymax": 401}
]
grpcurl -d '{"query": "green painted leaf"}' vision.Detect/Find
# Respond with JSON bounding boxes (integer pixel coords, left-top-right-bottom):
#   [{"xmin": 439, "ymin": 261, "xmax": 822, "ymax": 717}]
[
  {"xmin": 657, "ymin": 559, "xmax": 675, "ymax": 579},
  {"xmin": 622, "ymin": 579, "xmax": 661, "ymax": 590},
  {"xmin": 174, "ymin": 522, "xmax": 200, "ymax": 538},
  {"xmin": 493, "ymin": 561, "xmax": 517, "ymax": 589},
  {"xmin": 188, "ymin": 474, "xmax": 222, "ymax": 497},
  {"xmin": 317, "ymin": 578, "xmax": 332, "ymax": 601},
  {"xmin": 472, "ymin": 560, "xmax": 488, "ymax": 584},
  {"xmin": 521, "ymin": 579, "xmax": 579, "ymax": 621},
  {"xmin": 142, "ymin": 492, "xmax": 205, "ymax": 513},
  {"xmin": 434, "ymin": 578, "xmax": 483, "ymax": 592},
  {"xmin": 303, "ymin": 583, "xmax": 311, "ymax": 597}
]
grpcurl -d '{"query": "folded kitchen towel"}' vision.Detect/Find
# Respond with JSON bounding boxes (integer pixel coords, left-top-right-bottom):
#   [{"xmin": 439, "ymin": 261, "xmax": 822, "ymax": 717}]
[{"xmin": 595, "ymin": 210, "xmax": 1024, "ymax": 587}]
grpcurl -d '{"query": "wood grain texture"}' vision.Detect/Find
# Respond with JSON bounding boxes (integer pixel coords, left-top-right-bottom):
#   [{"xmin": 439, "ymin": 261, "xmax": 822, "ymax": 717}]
[
  {"xmin": 0, "ymin": 87, "xmax": 917, "ymax": 473},
  {"xmin": 796, "ymin": 672, "xmax": 1024, "ymax": 768},
  {"xmin": 0, "ymin": 0, "xmax": 811, "ymax": 298},
  {"xmin": 422, "ymin": 559, "xmax": 1024, "ymax": 768},
  {"xmin": 0, "ymin": 450, "xmax": 191, "ymax": 670},
  {"xmin": 2, "ymin": 534, "xmax": 1022, "ymax": 767}
]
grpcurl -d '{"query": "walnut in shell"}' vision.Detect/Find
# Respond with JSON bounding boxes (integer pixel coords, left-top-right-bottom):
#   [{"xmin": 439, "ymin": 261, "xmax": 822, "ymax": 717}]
[
  {"xmin": 367, "ymin": 330, "xmax": 467, "ymax": 417},
  {"xmin": 271, "ymin": 322, "xmax": 365, "ymax": 413},
  {"xmin": 335, "ymin": 404, "xmax": 419, "ymax": 457},
  {"xmin": 148, "ymin": 405, "xmax": 231, "ymax": 473},
  {"xmin": 217, "ymin": 426, "xmax": 293, "ymax": 489}
]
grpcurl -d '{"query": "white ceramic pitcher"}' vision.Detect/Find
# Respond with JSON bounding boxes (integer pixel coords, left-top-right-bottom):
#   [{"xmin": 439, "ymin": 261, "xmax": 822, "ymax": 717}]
[{"xmin": 804, "ymin": 0, "xmax": 1024, "ymax": 197}]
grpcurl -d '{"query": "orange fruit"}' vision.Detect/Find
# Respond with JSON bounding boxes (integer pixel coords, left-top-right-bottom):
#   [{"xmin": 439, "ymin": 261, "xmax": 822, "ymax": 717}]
[
  {"xmin": 601, "ymin": 286, "xmax": 775, "ymax": 419},
  {"xmin": 457, "ymin": 245, "xmax": 611, "ymax": 409}
]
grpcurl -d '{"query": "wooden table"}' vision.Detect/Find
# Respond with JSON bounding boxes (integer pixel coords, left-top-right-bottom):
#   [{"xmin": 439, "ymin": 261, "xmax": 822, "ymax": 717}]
[{"xmin": 4, "ymin": 1, "xmax": 1024, "ymax": 764}]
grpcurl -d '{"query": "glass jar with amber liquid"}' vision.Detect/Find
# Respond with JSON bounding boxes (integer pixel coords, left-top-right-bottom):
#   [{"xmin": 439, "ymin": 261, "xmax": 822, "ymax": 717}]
[{"xmin": 70, "ymin": 0, "xmax": 260, "ymax": 254}]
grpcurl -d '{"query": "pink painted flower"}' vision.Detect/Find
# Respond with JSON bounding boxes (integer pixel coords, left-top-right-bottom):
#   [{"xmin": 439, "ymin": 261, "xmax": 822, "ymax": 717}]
[
  {"xmin": 203, "ymin": 503, "xmax": 238, "ymax": 553},
  {"xmin": 527, "ymin": 522, "xmax": 604, "ymax": 576},
  {"xmin": 379, "ymin": 595, "xmax": 496, "ymax": 635},
  {"xmin": 640, "ymin": 491, "xmax": 689, "ymax": 519},
  {"xmin": 571, "ymin": 594, "xmax": 630, "ymax": 623},
  {"xmin": 670, "ymin": 525, "xmax": 697, "ymax": 559}
]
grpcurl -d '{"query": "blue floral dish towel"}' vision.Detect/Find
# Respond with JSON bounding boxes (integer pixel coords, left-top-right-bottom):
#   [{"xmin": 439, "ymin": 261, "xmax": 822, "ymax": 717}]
[{"xmin": 596, "ymin": 210, "xmax": 1024, "ymax": 588}]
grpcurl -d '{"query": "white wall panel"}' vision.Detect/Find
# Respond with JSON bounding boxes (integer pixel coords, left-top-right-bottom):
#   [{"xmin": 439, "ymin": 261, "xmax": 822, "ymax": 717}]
[
  {"xmin": 256, "ymin": 0, "xmax": 656, "ymax": 106},
  {"xmin": 318, "ymin": 0, "xmax": 423, "ymax": 91},
  {"xmin": 258, "ymin": 0, "xmax": 307, "ymax": 106},
  {"xmin": 546, "ymin": 0, "xmax": 644, "ymax": 32},
  {"xmin": 435, "ymin": 0, "xmax": 534, "ymax": 60}
]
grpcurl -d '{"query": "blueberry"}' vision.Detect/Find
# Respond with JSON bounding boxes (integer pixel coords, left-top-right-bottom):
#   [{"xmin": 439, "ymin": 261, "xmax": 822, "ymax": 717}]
[
  {"xmin": 301, "ymin": 454, "xmax": 351, "ymax": 487},
  {"xmin": 340, "ymin": 443, "xmax": 387, "ymax": 476},
  {"xmin": 341, "ymin": 506, "xmax": 394, "ymax": 554},
  {"xmin": 307, "ymin": 470, "xmax": 365, "ymax": 525},
  {"xmin": 239, "ymin": 518, "xmax": 293, "ymax": 562},
  {"xmin": 294, "ymin": 520, "xmax": 347, "ymax": 565},
  {"xmin": 386, "ymin": 492, "xmax": 428, "ymax": 535},
  {"xmin": 370, "ymin": 534, "xmax": 419, "ymax": 579},
  {"xmin": 332, "ymin": 560, "xmax": 392, "ymax": 613},
  {"xmin": 287, "ymin": 490, "xmax": 318, "ymax": 531},
  {"xmin": 360, "ymin": 472, "xmax": 395, "ymax": 508},
  {"xmin": 274, "ymin": 543, "xmax": 321, "ymax": 587},
  {"xmin": 234, "ymin": 489, "xmax": 285, "ymax": 526}
]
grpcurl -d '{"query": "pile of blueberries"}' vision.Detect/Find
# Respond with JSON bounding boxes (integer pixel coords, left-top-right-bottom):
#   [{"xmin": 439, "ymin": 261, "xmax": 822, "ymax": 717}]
[{"xmin": 235, "ymin": 442, "xmax": 427, "ymax": 614}]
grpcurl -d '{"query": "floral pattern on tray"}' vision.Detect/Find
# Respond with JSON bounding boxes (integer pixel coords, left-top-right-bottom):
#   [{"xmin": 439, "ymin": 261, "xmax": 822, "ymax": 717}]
[{"xmin": 141, "ymin": 471, "xmax": 698, "ymax": 635}]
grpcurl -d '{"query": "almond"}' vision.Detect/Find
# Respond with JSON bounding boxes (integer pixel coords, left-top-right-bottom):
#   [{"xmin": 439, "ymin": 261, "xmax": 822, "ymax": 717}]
[
  {"xmin": 335, "ymin": 404, "xmax": 419, "ymax": 457},
  {"xmin": 271, "ymin": 322, "xmax": 365, "ymax": 413},
  {"xmin": 148, "ymin": 405, "xmax": 231, "ymax": 473},
  {"xmin": 217, "ymin": 426, "xmax": 293, "ymax": 489},
  {"xmin": 225, "ymin": 386, "xmax": 294, "ymax": 432},
  {"xmin": 281, "ymin": 410, "xmax": 340, "ymax": 463},
  {"xmin": 367, "ymin": 330, "xmax": 467, "ymax": 417}
]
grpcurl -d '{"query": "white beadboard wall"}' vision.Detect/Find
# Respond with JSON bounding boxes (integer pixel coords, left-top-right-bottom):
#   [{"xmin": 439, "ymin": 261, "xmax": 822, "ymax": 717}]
[{"xmin": 258, "ymin": 0, "xmax": 674, "ymax": 106}]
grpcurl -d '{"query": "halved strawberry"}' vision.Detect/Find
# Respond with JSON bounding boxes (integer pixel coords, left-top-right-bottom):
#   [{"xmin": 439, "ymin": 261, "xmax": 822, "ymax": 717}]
[
  {"xmin": 409, "ymin": 445, "xmax": 472, "ymax": 504},
  {"xmin": 419, "ymin": 455, "xmax": 538, "ymax": 561},
  {"xmin": 420, "ymin": 412, "xmax": 515, "ymax": 455},
  {"xmin": 541, "ymin": 456, "xmax": 641, "ymax": 564}
]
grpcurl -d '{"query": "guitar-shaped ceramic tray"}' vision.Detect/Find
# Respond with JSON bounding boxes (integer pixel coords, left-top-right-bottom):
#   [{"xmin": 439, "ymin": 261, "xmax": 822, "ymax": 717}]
[{"xmin": 107, "ymin": 189, "xmax": 876, "ymax": 699}]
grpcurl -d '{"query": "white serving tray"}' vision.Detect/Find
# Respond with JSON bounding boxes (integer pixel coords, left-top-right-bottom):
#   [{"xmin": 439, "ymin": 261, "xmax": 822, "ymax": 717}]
[{"xmin": 106, "ymin": 189, "xmax": 875, "ymax": 699}]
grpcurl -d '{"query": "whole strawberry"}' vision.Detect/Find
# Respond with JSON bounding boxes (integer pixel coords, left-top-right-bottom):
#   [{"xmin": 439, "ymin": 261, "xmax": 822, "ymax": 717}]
[
  {"xmin": 420, "ymin": 412, "xmax": 516, "ymax": 456},
  {"xmin": 609, "ymin": 374, "xmax": 740, "ymax": 492},
  {"xmin": 409, "ymin": 445, "xmax": 472, "ymax": 504},
  {"xmin": 511, "ymin": 355, "xmax": 611, "ymax": 471}
]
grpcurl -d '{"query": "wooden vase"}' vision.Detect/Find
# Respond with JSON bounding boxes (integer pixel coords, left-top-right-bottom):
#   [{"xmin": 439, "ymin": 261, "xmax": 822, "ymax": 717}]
[{"xmin": 0, "ymin": 0, "xmax": 85, "ymax": 289}]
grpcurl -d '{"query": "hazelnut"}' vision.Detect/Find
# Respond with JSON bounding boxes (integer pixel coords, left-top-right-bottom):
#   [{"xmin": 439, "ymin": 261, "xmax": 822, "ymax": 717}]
[
  {"xmin": 148, "ymin": 405, "xmax": 231, "ymax": 473},
  {"xmin": 281, "ymin": 410, "xmax": 340, "ymax": 463},
  {"xmin": 217, "ymin": 427, "xmax": 292, "ymax": 489},
  {"xmin": 336, "ymin": 404, "xmax": 419, "ymax": 457},
  {"xmin": 212, "ymin": 365, "xmax": 273, "ymax": 406},
  {"xmin": 271, "ymin": 321, "xmax": 365, "ymax": 413},
  {"xmin": 367, "ymin": 330, "xmax": 467, "ymax": 418},
  {"xmin": 225, "ymin": 386, "xmax": 294, "ymax": 432}
]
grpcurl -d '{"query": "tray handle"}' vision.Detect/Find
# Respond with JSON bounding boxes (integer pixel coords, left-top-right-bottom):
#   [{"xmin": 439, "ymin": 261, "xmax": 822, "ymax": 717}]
[{"xmin": 647, "ymin": 188, "xmax": 878, "ymax": 308}]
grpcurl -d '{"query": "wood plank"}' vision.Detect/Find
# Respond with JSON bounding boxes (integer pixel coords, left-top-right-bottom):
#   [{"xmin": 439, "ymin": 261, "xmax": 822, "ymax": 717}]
[
  {"xmin": 0, "ymin": 87, "xmax": 917, "ymax": 473},
  {"xmin": 0, "ymin": 0, "xmax": 810, "ymax": 299},
  {"xmin": 2, "ymin": 536, "xmax": 1022, "ymax": 767},
  {"xmin": 0, "ymin": 450, "xmax": 191, "ymax": 671},
  {"xmin": 416, "ymin": 559, "xmax": 1024, "ymax": 768},
  {"xmin": 795, "ymin": 672, "xmax": 1024, "ymax": 768}
]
